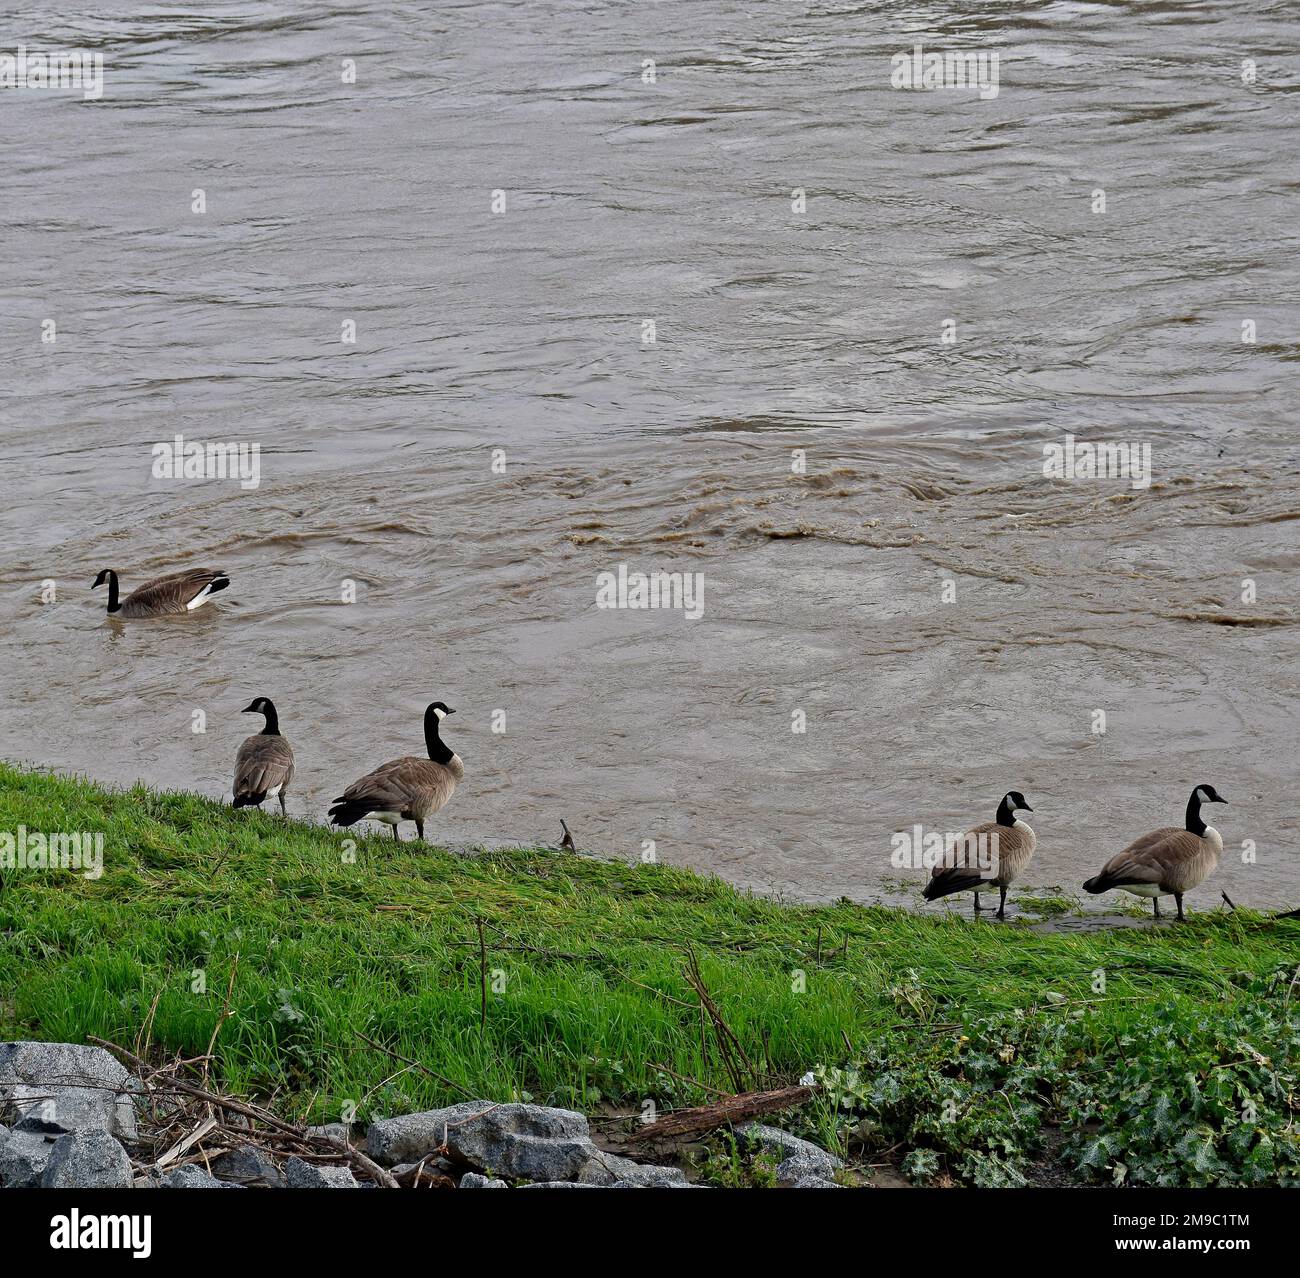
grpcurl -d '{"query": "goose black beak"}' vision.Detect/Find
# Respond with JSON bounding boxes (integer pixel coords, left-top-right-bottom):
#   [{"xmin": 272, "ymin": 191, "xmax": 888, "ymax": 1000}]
[{"xmin": 1021, "ymin": 803, "xmax": 1034, "ymax": 812}]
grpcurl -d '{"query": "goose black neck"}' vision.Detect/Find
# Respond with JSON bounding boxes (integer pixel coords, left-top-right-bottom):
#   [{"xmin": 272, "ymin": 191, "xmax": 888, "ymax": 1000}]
[
  {"xmin": 259, "ymin": 701, "xmax": 281, "ymax": 736},
  {"xmin": 1185, "ymin": 789, "xmax": 1207, "ymax": 836},
  {"xmin": 105, "ymin": 570, "xmax": 120, "ymax": 613},
  {"xmin": 996, "ymin": 794, "xmax": 1016, "ymax": 827},
  {"xmin": 424, "ymin": 707, "xmax": 453, "ymax": 765}
]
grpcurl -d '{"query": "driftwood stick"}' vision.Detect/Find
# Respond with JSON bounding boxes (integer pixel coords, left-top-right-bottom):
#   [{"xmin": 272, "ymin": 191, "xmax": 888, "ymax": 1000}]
[{"xmin": 626, "ymin": 1084, "xmax": 815, "ymax": 1145}]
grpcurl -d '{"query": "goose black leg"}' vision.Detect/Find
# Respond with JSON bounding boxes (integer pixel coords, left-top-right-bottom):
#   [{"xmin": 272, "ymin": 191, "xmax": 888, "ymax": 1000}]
[
  {"xmin": 973, "ymin": 891, "xmax": 982, "ymax": 914},
  {"xmin": 278, "ymin": 793, "xmax": 287, "ymax": 818},
  {"xmin": 415, "ymin": 819, "xmax": 425, "ymax": 842},
  {"xmin": 997, "ymin": 885, "xmax": 1007, "ymax": 919},
  {"xmin": 1175, "ymin": 893, "xmax": 1185, "ymax": 922},
  {"xmin": 392, "ymin": 824, "xmax": 401, "ymax": 842},
  {"xmin": 1152, "ymin": 897, "xmax": 1161, "ymax": 919}
]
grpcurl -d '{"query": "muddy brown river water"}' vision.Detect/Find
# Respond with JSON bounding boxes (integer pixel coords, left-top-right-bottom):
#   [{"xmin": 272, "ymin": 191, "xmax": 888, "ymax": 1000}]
[{"xmin": 2, "ymin": 2, "xmax": 1298, "ymax": 909}]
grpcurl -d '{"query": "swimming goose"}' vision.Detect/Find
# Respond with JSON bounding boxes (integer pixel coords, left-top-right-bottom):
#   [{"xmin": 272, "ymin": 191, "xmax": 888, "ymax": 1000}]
[
  {"xmin": 1083, "ymin": 784, "xmax": 1227, "ymax": 920},
  {"xmin": 923, "ymin": 791, "xmax": 1036, "ymax": 918},
  {"xmin": 92, "ymin": 567, "xmax": 229, "ymax": 617},
  {"xmin": 327, "ymin": 701, "xmax": 463, "ymax": 842},
  {"xmin": 232, "ymin": 697, "xmax": 295, "ymax": 816}
]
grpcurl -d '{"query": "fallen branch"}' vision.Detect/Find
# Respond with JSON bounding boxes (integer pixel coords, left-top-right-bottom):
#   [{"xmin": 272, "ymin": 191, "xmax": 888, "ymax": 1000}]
[
  {"xmin": 625, "ymin": 1084, "xmax": 814, "ymax": 1145},
  {"xmin": 90, "ymin": 1036, "xmax": 399, "ymax": 1188}
]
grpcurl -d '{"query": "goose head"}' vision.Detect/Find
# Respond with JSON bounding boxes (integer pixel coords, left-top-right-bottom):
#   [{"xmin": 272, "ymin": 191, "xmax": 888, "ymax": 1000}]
[{"xmin": 995, "ymin": 790, "xmax": 1033, "ymax": 826}]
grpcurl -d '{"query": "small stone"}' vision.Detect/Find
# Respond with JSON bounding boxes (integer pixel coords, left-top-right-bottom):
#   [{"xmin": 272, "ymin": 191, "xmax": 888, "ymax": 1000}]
[
  {"xmin": 610, "ymin": 1179, "xmax": 706, "ymax": 1188},
  {"xmin": 776, "ymin": 1152, "xmax": 844, "ymax": 1185},
  {"xmin": 459, "ymin": 1172, "xmax": 507, "ymax": 1188},
  {"xmin": 791, "ymin": 1174, "xmax": 843, "ymax": 1188},
  {"xmin": 740, "ymin": 1124, "xmax": 842, "ymax": 1180},
  {"xmin": 579, "ymin": 1152, "xmax": 687, "ymax": 1187},
  {"xmin": 0, "ymin": 1128, "xmax": 59, "ymax": 1187},
  {"xmin": 163, "ymin": 1164, "xmax": 238, "ymax": 1189},
  {"xmin": 393, "ymin": 1155, "xmax": 457, "ymax": 1176},
  {"xmin": 41, "ymin": 1129, "xmax": 133, "ymax": 1189},
  {"xmin": 210, "ymin": 1147, "xmax": 284, "ymax": 1187},
  {"xmin": 284, "ymin": 1156, "xmax": 359, "ymax": 1188},
  {"xmin": 307, "ymin": 1123, "xmax": 351, "ymax": 1145},
  {"xmin": 516, "ymin": 1181, "xmax": 602, "ymax": 1188}
]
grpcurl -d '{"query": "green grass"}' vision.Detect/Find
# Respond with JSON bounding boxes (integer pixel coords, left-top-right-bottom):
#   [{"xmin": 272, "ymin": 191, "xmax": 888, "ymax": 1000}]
[{"xmin": 1, "ymin": 763, "xmax": 1297, "ymax": 1186}]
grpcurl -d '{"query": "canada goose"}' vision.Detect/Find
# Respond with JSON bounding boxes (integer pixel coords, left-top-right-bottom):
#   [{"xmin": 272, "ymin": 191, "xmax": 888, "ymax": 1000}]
[
  {"xmin": 1083, "ymin": 784, "xmax": 1227, "ymax": 920},
  {"xmin": 232, "ymin": 697, "xmax": 295, "ymax": 816},
  {"xmin": 327, "ymin": 701, "xmax": 463, "ymax": 842},
  {"xmin": 92, "ymin": 567, "xmax": 229, "ymax": 617},
  {"xmin": 559, "ymin": 819, "xmax": 575, "ymax": 851},
  {"xmin": 923, "ymin": 791, "xmax": 1036, "ymax": 919}
]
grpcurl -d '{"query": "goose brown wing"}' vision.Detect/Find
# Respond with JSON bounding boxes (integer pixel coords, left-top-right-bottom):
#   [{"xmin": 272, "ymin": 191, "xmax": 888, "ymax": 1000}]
[
  {"xmin": 123, "ymin": 568, "xmax": 228, "ymax": 615},
  {"xmin": 1094, "ymin": 827, "xmax": 1200, "ymax": 886},
  {"xmin": 334, "ymin": 757, "xmax": 418, "ymax": 809},
  {"xmin": 233, "ymin": 734, "xmax": 294, "ymax": 803},
  {"xmin": 925, "ymin": 820, "xmax": 1000, "ymax": 898}
]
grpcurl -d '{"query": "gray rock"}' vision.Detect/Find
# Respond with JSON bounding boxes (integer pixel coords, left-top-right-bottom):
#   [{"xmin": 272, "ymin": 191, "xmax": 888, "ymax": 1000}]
[
  {"xmin": 0, "ymin": 1042, "xmax": 139, "ymax": 1140},
  {"xmin": 610, "ymin": 1180, "xmax": 705, "ymax": 1188},
  {"xmin": 579, "ymin": 1151, "xmax": 687, "ymax": 1187},
  {"xmin": 393, "ymin": 1156, "xmax": 457, "ymax": 1179},
  {"xmin": 790, "ymin": 1173, "xmax": 844, "ymax": 1188},
  {"xmin": 740, "ymin": 1124, "xmax": 842, "ymax": 1179},
  {"xmin": 459, "ymin": 1172, "xmax": 508, "ymax": 1188},
  {"xmin": 162, "ymin": 1164, "xmax": 238, "ymax": 1189},
  {"xmin": 777, "ymin": 1152, "xmax": 844, "ymax": 1185},
  {"xmin": 307, "ymin": 1123, "xmax": 351, "ymax": 1146},
  {"xmin": 284, "ymin": 1156, "xmax": 359, "ymax": 1188},
  {"xmin": 516, "ymin": 1181, "xmax": 602, "ymax": 1188},
  {"xmin": 41, "ymin": 1129, "xmax": 133, "ymax": 1188},
  {"xmin": 210, "ymin": 1147, "xmax": 284, "ymax": 1187},
  {"xmin": 520, "ymin": 1175, "xmax": 704, "ymax": 1189},
  {"xmin": 368, "ymin": 1101, "xmax": 599, "ymax": 1182},
  {"xmin": 0, "ymin": 1128, "xmax": 59, "ymax": 1187}
]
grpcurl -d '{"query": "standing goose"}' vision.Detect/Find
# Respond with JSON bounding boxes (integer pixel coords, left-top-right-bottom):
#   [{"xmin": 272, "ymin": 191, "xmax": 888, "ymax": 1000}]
[
  {"xmin": 923, "ymin": 790, "xmax": 1036, "ymax": 919},
  {"xmin": 93, "ymin": 567, "xmax": 229, "ymax": 618},
  {"xmin": 328, "ymin": 701, "xmax": 462, "ymax": 842},
  {"xmin": 232, "ymin": 697, "xmax": 295, "ymax": 816},
  {"xmin": 1083, "ymin": 784, "xmax": 1227, "ymax": 921}
]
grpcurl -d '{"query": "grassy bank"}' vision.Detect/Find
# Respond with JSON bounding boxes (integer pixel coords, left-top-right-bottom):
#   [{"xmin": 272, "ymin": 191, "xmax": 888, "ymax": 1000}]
[{"xmin": 1, "ymin": 763, "xmax": 1297, "ymax": 1187}]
